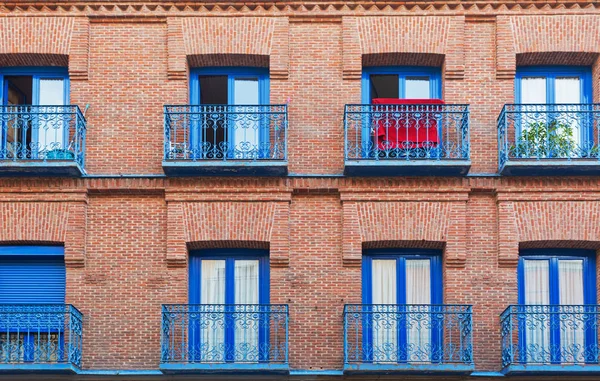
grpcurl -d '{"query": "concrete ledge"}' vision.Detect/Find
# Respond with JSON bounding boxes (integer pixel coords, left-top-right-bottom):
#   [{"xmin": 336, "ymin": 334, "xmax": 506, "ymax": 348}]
[
  {"xmin": 502, "ymin": 363, "xmax": 600, "ymax": 375},
  {"xmin": 500, "ymin": 159, "xmax": 600, "ymax": 176},
  {"xmin": 0, "ymin": 363, "xmax": 79, "ymax": 374},
  {"xmin": 163, "ymin": 161, "xmax": 288, "ymax": 177},
  {"xmin": 344, "ymin": 160, "xmax": 471, "ymax": 176},
  {"xmin": 0, "ymin": 161, "xmax": 84, "ymax": 177},
  {"xmin": 160, "ymin": 362, "xmax": 290, "ymax": 375}
]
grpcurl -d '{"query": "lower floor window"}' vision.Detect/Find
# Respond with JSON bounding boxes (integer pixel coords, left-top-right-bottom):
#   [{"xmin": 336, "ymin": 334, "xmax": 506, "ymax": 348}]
[{"xmin": 518, "ymin": 249, "xmax": 597, "ymax": 364}]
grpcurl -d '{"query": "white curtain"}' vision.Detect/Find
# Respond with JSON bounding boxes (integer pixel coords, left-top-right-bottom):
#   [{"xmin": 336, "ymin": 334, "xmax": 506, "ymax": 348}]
[
  {"xmin": 372, "ymin": 260, "xmax": 397, "ymax": 362},
  {"xmin": 200, "ymin": 260, "xmax": 226, "ymax": 361},
  {"xmin": 38, "ymin": 78, "xmax": 65, "ymax": 153},
  {"xmin": 234, "ymin": 260, "xmax": 259, "ymax": 362},
  {"xmin": 521, "ymin": 77, "xmax": 546, "ymax": 104},
  {"xmin": 233, "ymin": 79, "xmax": 260, "ymax": 158},
  {"xmin": 555, "ymin": 77, "xmax": 582, "ymax": 149},
  {"xmin": 558, "ymin": 260, "xmax": 585, "ymax": 363},
  {"xmin": 524, "ymin": 260, "xmax": 550, "ymax": 363},
  {"xmin": 405, "ymin": 77, "xmax": 431, "ymax": 99},
  {"xmin": 406, "ymin": 259, "xmax": 431, "ymax": 362}
]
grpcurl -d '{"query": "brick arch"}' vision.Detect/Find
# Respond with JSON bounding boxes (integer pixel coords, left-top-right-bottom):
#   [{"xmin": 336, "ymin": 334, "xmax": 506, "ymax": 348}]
[
  {"xmin": 362, "ymin": 53, "xmax": 445, "ymax": 68},
  {"xmin": 166, "ymin": 200, "xmax": 290, "ymax": 268},
  {"xmin": 0, "ymin": 200, "xmax": 87, "ymax": 267},
  {"xmin": 188, "ymin": 240, "xmax": 270, "ymax": 251},
  {"xmin": 342, "ymin": 201, "xmax": 467, "ymax": 268},
  {"xmin": 520, "ymin": 240, "xmax": 600, "ymax": 251},
  {"xmin": 363, "ymin": 240, "xmax": 445, "ymax": 250},
  {"xmin": 498, "ymin": 200, "xmax": 600, "ymax": 267},
  {"xmin": 342, "ymin": 16, "xmax": 465, "ymax": 80},
  {"xmin": 496, "ymin": 15, "xmax": 600, "ymax": 79},
  {"xmin": 167, "ymin": 17, "xmax": 289, "ymax": 80},
  {"xmin": 0, "ymin": 17, "xmax": 90, "ymax": 80}
]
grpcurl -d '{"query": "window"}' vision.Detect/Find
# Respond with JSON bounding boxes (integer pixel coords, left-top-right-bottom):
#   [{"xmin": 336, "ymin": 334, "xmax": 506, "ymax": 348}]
[
  {"xmin": 0, "ymin": 246, "xmax": 66, "ymax": 363},
  {"xmin": 189, "ymin": 249, "xmax": 269, "ymax": 362},
  {"xmin": 515, "ymin": 66, "xmax": 592, "ymax": 152},
  {"xmin": 0, "ymin": 68, "xmax": 69, "ymax": 160},
  {"xmin": 362, "ymin": 67, "xmax": 442, "ymax": 103},
  {"xmin": 362, "ymin": 249, "xmax": 442, "ymax": 363},
  {"xmin": 518, "ymin": 249, "xmax": 597, "ymax": 364},
  {"xmin": 189, "ymin": 68, "xmax": 270, "ymax": 160}
]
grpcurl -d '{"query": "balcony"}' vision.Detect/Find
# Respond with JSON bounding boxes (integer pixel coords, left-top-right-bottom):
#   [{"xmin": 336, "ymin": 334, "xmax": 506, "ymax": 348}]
[
  {"xmin": 344, "ymin": 103, "xmax": 470, "ymax": 176},
  {"xmin": 160, "ymin": 304, "xmax": 289, "ymax": 374},
  {"xmin": 0, "ymin": 106, "xmax": 86, "ymax": 177},
  {"xmin": 498, "ymin": 104, "xmax": 600, "ymax": 175},
  {"xmin": 0, "ymin": 304, "xmax": 83, "ymax": 374},
  {"xmin": 163, "ymin": 105, "xmax": 288, "ymax": 176},
  {"xmin": 343, "ymin": 304, "xmax": 474, "ymax": 374},
  {"xmin": 501, "ymin": 305, "xmax": 600, "ymax": 375}
]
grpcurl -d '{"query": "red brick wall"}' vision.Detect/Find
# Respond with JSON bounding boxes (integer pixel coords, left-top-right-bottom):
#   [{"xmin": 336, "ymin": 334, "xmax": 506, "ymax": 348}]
[{"xmin": 0, "ymin": 3, "xmax": 600, "ymax": 378}]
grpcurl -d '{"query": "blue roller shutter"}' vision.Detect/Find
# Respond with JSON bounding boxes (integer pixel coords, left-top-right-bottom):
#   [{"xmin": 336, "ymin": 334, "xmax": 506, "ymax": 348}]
[{"xmin": 0, "ymin": 246, "xmax": 65, "ymax": 304}]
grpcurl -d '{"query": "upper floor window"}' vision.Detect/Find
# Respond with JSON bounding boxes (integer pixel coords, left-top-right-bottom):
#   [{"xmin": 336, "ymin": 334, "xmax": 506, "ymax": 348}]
[
  {"xmin": 362, "ymin": 67, "xmax": 442, "ymax": 103},
  {"xmin": 189, "ymin": 68, "xmax": 270, "ymax": 160},
  {"xmin": 516, "ymin": 66, "xmax": 591, "ymax": 106},
  {"xmin": 0, "ymin": 67, "xmax": 69, "ymax": 160}
]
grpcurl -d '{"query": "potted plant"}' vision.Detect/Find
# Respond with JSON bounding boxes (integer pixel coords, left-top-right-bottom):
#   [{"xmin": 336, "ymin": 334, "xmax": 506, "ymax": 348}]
[{"xmin": 510, "ymin": 120, "xmax": 575, "ymax": 158}]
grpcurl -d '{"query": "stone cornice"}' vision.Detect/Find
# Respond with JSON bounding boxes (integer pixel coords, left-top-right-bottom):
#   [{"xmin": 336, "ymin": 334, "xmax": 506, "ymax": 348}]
[{"xmin": 1, "ymin": 1, "xmax": 600, "ymax": 16}]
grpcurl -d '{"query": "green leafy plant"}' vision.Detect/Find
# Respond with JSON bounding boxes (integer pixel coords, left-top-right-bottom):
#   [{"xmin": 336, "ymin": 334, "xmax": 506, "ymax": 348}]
[{"xmin": 510, "ymin": 120, "xmax": 575, "ymax": 158}]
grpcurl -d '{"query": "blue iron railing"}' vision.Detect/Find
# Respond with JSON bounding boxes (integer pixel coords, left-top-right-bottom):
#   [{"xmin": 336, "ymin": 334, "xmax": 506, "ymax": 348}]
[
  {"xmin": 0, "ymin": 105, "xmax": 86, "ymax": 167},
  {"xmin": 164, "ymin": 105, "xmax": 287, "ymax": 162},
  {"xmin": 501, "ymin": 305, "xmax": 600, "ymax": 368},
  {"xmin": 0, "ymin": 304, "xmax": 83, "ymax": 367},
  {"xmin": 343, "ymin": 304, "xmax": 473, "ymax": 365},
  {"xmin": 161, "ymin": 304, "xmax": 289, "ymax": 365},
  {"xmin": 344, "ymin": 104, "xmax": 470, "ymax": 161},
  {"xmin": 498, "ymin": 104, "xmax": 600, "ymax": 168}
]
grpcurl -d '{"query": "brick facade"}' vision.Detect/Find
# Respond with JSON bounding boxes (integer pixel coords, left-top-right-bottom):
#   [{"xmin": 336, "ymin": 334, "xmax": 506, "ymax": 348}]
[{"xmin": 1, "ymin": 2, "xmax": 600, "ymax": 380}]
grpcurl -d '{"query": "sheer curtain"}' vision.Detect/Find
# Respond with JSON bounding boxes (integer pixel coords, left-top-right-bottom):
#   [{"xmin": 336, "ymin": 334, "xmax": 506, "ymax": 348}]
[
  {"xmin": 558, "ymin": 260, "xmax": 585, "ymax": 363},
  {"xmin": 200, "ymin": 260, "xmax": 226, "ymax": 361},
  {"xmin": 405, "ymin": 77, "xmax": 431, "ymax": 99},
  {"xmin": 406, "ymin": 260, "xmax": 431, "ymax": 362},
  {"xmin": 372, "ymin": 260, "xmax": 397, "ymax": 362},
  {"xmin": 555, "ymin": 77, "xmax": 582, "ymax": 149},
  {"xmin": 234, "ymin": 260, "xmax": 259, "ymax": 362},
  {"xmin": 38, "ymin": 79, "xmax": 65, "ymax": 155},
  {"xmin": 524, "ymin": 260, "xmax": 550, "ymax": 363}
]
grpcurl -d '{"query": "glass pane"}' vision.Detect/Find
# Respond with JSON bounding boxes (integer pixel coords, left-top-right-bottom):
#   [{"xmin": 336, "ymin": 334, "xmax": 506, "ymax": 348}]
[
  {"xmin": 405, "ymin": 77, "xmax": 431, "ymax": 99},
  {"xmin": 521, "ymin": 77, "xmax": 546, "ymax": 104},
  {"xmin": 555, "ymin": 77, "xmax": 581, "ymax": 104},
  {"xmin": 558, "ymin": 260, "xmax": 585, "ymax": 364},
  {"xmin": 233, "ymin": 79, "xmax": 260, "ymax": 158},
  {"xmin": 372, "ymin": 259, "xmax": 397, "ymax": 363},
  {"xmin": 523, "ymin": 259, "xmax": 550, "ymax": 363},
  {"xmin": 234, "ymin": 260, "xmax": 260, "ymax": 362},
  {"xmin": 201, "ymin": 260, "xmax": 226, "ymax": 304},
  {"xmin": 370, "ymin": 75, "xmax": 399, "ymax": 101},
  {"xmin": 405, "ymin": 259, "xmax": 431, "ymax": 362},
  {"xmin": 198, "ymin": 76, "xmax": 227, "ymax": 158},
  {"xmin": 38, "ymin": 78, "xmax": 65, "ymax": 152}
]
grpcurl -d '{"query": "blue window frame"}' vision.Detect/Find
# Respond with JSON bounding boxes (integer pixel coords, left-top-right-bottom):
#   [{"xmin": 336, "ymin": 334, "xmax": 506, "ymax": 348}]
[
  {"xmin": 515, "ymin": 66, "xmax": 593, "ymax": 149},
  {"xmin": 189, "ymin": 67, "xmax": 270, "ymax": 159},
  {"xmin": 0, "ymin": 67, "xmax": 70, "ymax": 158},
  {"xmin": 361, "ymin": 66, "xmax": 442, "ymax": 104},
  {"xmin": 189, "ymin": 249, "xmax": 270, "ymax": 362},
  {"xmin": 362, "ymin": 249, "xmax": 443, "ymax": 363},
  {"xmin": 0, "ymin": 246, "xmax": 66, "ymax": 363},
  {"xmin": 518, "ymin": 249, "xmax": 597, "ymax": 364}
]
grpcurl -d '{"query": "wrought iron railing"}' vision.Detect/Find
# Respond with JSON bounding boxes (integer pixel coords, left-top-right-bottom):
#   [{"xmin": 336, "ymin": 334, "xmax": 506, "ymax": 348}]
[
  {"xmin": 501, "ymin": 305, "xmax": 600, "ymax": 367},
  {"xmin": 343, "ymin": 304, "xmax": 473, "ymax": 365},
  {"xmin": 344, "ymin": 104, "xmax": 470, "ymax": 161},
  {"xmin": 0, "ymin": 105, "xmax": 86, "ymax": 167},
  {"xmin": 0, "ymin": 304, "xmax": 83, "ymax": 367},
  {"xmin": 498, "ymin": 104, "xmax": 600, "ymax": 168},
  {"xmin": 161, "ymin": 304, "xmax": 289, "ymax": 365},
  {"xmin": 164, "ymin": 105, "xmax": 287, "ymax": 162}
]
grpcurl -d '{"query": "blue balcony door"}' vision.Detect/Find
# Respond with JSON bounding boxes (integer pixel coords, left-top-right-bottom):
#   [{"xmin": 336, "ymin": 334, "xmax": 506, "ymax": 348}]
[
  {"xmin": 516, "ymin": 66, "xmax": 592, "ymax": 154},
  {"xmin": 518, "ymin": 250, "xmax": 597, "ymax": 364},
  {"xmin": 189, "ymin": 250, "xmax": 269, "ymax": 363},
  {"xmin": 190, "ymin": 68, "xmax": 269, "ymax": 160},
  {"xmin": 363, "ymin": 250, "xmax": 442, "ymax": 364},
  {"xmin": 0, "ymin": 68, "xmax": 69, "ymax": 160}
]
